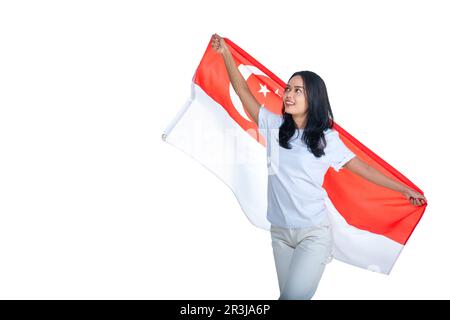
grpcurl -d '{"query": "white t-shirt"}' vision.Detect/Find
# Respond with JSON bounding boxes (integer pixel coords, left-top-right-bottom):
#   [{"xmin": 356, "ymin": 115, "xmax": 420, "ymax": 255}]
[{"xmin": 258, "ymin": 107, "xmax": 356, "ymax": 228}]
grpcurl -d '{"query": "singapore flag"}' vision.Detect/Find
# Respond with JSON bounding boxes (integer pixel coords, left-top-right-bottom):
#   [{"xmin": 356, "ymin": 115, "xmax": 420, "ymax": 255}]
[{"xmin": 162, "ymin": 37, "xmax": 427, "ymax": 274}]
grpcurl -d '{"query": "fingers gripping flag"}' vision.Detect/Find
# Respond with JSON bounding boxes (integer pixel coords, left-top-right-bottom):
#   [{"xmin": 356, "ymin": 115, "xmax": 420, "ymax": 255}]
[{"xmin": 162, "ymin": 37, "xmax": 427, "ymax": 274}]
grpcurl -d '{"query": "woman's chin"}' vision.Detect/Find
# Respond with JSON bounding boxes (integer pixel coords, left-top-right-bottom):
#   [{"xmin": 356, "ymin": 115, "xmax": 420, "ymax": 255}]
[{"xmin": 284, "ymin": 107, "xmax": 306, "ymax": 116}]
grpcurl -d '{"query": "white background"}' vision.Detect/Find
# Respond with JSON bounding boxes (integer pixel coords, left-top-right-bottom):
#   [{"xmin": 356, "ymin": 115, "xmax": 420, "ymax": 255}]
[{"xmin": 0, "ymin": 0, "xmax": 448, "ymax": 299}]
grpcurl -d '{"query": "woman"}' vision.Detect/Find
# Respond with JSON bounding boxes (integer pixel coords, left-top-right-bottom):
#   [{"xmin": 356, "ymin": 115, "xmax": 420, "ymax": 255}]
[{"xmin": 211, "ymin": 33, "xmax": 427, "ymax": 300}]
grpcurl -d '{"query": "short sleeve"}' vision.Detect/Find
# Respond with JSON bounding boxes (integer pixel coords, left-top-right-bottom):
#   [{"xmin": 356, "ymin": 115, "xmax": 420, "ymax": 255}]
[
  {"xmin": 325, "ymin": 129, "xmax": 356, "ymax": 172},
  {"xmin": 258, "ymin": 107, "xmax": 283, "ymax": 140}
]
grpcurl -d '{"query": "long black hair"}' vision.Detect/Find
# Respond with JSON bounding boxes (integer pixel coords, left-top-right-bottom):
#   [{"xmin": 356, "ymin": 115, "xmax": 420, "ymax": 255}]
[{"xmin": 278, "ymin": 71, "xmax": 334, "ymax": 157}]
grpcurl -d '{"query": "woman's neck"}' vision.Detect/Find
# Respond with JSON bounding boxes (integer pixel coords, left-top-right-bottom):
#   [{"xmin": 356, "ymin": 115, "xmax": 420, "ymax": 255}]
[{"xmin": 292, "ymin": 114, "xmax": 307, "ymax": 129}]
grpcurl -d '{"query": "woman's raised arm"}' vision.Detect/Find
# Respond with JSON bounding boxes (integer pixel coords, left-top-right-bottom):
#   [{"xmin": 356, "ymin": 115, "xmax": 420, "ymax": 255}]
[{"xmin": 211, "ymin": 33, "xmax": 261, "ymax": 123}]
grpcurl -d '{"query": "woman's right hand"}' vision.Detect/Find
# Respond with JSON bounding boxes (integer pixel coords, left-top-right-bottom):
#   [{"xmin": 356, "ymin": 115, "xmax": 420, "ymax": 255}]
[{"xmin": 211, "ymin": 33, "xmax": 229, "ymax": 55}]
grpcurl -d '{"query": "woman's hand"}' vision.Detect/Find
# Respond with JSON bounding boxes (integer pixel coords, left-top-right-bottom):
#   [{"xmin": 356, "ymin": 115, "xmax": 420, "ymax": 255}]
[
  {"xmin": 211, "ymin": 33, "xmax": 229, "ymax": 55},
  {"xmin": 403, "ymin": 188, "xmax": 427, "ymax": 206}
]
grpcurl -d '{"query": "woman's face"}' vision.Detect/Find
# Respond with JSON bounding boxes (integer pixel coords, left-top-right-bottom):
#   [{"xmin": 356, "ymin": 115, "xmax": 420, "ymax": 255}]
[{"xmin": 283, "ymin": 75, "xmax": 308, "ymax": 116}]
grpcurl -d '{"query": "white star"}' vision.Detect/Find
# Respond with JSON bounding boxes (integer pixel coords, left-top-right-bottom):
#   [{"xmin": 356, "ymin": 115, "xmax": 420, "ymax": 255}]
[{"xmin": 258, "ymin": 83, "xmax": 270, "ymax": 98}]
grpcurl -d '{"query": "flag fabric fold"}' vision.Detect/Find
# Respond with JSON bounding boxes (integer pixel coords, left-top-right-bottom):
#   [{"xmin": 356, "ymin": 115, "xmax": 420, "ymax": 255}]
[{"xmin": 162, "ymin": 37, "xmax": 427, "ymax": 274}]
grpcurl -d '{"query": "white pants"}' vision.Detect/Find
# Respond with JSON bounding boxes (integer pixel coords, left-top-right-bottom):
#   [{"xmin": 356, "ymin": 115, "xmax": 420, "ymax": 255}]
[{"xmin": 270, "ymin": 219, "xmax": 333, "ymax": 300}]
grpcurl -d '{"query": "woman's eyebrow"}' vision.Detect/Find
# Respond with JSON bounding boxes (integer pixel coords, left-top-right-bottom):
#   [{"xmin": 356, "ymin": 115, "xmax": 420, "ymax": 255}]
[{"xmin": 286, "ymin": 85, "xmax": 304, "ymax": 88}]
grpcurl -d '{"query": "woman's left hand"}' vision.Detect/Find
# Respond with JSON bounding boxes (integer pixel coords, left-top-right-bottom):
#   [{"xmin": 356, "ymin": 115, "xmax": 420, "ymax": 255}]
[{"xmin": 403, "ymin": 188, "xmax": 427, "ymax": 206}]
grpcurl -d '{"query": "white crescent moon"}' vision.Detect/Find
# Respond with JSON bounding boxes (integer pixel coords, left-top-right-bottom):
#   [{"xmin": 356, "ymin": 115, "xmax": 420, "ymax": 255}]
[{"xmin": 229, "ymin": 65, "xmax": 269, "ymax": 122}]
